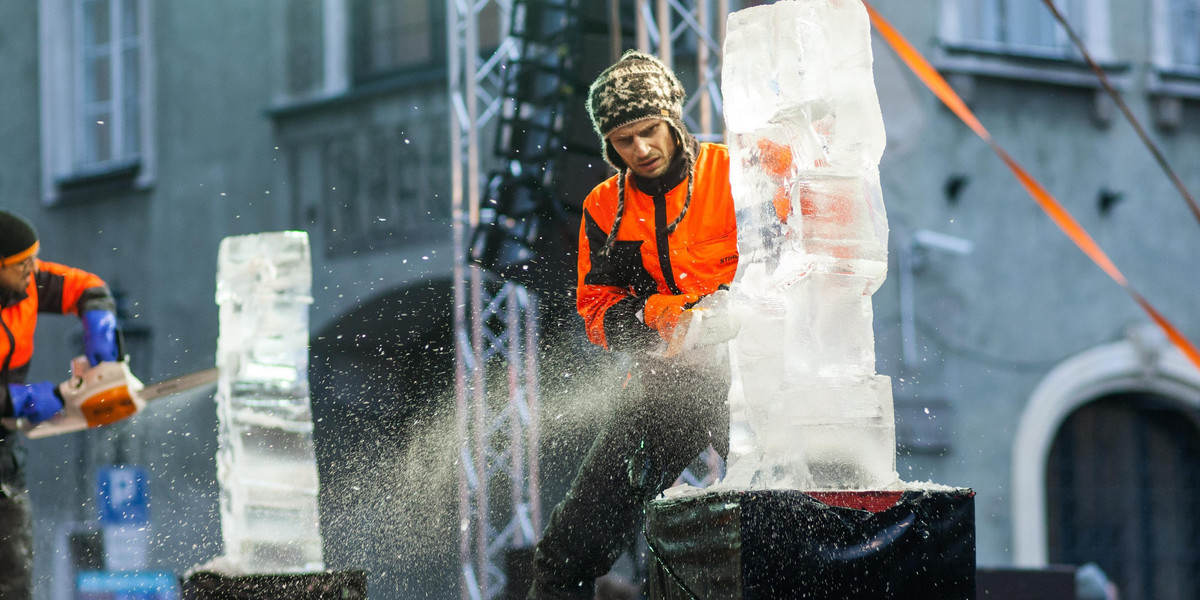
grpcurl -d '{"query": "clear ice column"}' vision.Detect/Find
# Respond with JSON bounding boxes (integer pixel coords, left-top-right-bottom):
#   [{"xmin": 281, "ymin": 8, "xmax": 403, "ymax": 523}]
[
  {"xmin": 721, "ymin": 0, "xmax": 897, "ymax": 491},
  {"xmin": 214, "ymin": 231, "xmax": 323, "ymax": 572}
]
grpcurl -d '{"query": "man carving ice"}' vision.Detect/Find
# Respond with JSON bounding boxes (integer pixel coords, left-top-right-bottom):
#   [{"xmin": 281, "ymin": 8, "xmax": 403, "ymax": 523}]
[
  {"xmin": 0, "ymin": 210, "xmax": 120, "ymax": 599},
  {"xmin": 528, "ymin": 50, "xmax": 738, "ymax": 599}
]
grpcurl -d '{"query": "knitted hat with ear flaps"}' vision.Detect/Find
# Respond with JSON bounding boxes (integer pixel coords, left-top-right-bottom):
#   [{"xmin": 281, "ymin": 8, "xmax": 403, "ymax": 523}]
[
  {"xmin": 0, "ymin": 211, "xmax": 38, "ymax": 264},
  {"xmin": 587, "ymin": 51, "xmax": 699, "ymax": 256},
  {"xmin": 587, "ymin": 50, "xmax": 693, "ymax": 171}
]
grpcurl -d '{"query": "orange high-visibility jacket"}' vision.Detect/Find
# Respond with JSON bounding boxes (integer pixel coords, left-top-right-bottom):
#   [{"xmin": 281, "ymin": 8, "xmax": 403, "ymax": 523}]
[
  {"xmin": 577, "ymin": 142, "xmax": 738, "ymax": 351},
  {"xmin": 1, "ymin": 259, "xmax": 111, "ymax": 385}
]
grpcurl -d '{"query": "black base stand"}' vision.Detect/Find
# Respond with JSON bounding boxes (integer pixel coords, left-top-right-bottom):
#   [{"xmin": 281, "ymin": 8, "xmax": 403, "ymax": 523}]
[
  {"xmin": 645, "ymin": 488, "xmax": 976, "ymax": 600},
  {"xmin": 180, "ymin": 570, "xmax": 368, "ymax": 600}
]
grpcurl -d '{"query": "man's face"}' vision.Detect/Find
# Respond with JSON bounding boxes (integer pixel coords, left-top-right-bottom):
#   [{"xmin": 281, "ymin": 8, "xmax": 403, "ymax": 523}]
[
  {"xmin": 608, "ymin": 119, "xmax": 678, "ymax": 179},
  {"xmin": 0, "ymin": 255, "xmax": 36, "ymax": 293}
]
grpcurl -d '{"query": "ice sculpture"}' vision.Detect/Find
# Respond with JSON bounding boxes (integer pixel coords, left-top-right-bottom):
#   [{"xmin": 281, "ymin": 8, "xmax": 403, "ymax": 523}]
[
  {"xmin": 213, "ymin": 231, "xmax": 323, "ymax": 572},
  {"xmin": 719, "ymin": 0, "xmax": 899, "ymax": 491}
]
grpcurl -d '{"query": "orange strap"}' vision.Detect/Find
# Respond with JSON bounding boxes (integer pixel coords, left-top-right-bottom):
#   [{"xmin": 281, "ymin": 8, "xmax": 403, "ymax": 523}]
[{"xmin": 864, "ymin": 2, "xmax": 1200, "ymax": 370}]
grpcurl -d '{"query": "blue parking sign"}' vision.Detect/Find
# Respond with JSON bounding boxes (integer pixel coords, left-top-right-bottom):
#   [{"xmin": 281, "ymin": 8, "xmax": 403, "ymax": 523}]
[{"xmin": 96, "ymin": 465, "xmax": 150, "ymax": 525}]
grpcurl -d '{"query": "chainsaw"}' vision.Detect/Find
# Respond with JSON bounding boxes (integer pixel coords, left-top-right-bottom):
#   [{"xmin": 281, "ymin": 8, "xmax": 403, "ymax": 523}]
[{"xmin": 2, "ymin": 357, "xmax": 219, "ymax": 439}]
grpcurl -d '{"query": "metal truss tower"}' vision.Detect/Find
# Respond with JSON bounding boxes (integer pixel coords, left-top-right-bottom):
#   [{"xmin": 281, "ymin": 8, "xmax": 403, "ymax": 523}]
[
  {"xmin": 634, "ymin": 0, "xmax": 730, "ymax": 141},
  {"xmin": 448, "ymin": 1, "xmax": 541, "ymax": 599},
  {"xmin": 449, "ymin": 1, "xmax": 733, "ymax": 598}
]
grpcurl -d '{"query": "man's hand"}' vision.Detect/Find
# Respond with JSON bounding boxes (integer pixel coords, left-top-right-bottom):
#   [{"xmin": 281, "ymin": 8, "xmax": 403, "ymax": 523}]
[
  {"xmin": 8, "ymin": 382, "xmax": 64, "ymax": 424},
  {"xmin": 663, "ymin": 288, "xmax": 741, "ymax": 357},
  {"xmin": 82, "ymin": 309, "xmax": 119, "ymax": 366},
  {"xmin": 642, "ymin": 293, "xmax": 703, "ymax": 338}
]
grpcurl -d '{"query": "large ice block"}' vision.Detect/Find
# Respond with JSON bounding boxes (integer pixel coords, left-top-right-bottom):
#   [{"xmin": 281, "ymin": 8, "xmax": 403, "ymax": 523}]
[
  {"xmin": 213, "ymin": 231, "xmax": 323, "ymax": 572},
  {"xmin": 719, "ymin": 0, "xmax": 898, "ymax": 491}
]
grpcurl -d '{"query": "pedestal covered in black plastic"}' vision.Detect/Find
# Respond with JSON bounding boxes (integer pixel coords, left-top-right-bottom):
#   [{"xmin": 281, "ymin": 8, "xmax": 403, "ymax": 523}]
[
  {"xmin": 180, "ymin": 570, "xmax": 368, "ymax": 600},
  {"xmin": 645, "ymin": 488, "xmax": 975, "ymax": 600}
]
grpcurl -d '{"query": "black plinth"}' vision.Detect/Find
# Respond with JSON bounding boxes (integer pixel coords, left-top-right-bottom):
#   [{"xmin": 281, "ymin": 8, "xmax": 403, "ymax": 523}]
[
  {"xmin": 645, "ymin": 488, "xmax": 976, "ymax": 600},
  {"xmin": 180, "ymin": 570, "xmax": 368, "ymax": 600}
]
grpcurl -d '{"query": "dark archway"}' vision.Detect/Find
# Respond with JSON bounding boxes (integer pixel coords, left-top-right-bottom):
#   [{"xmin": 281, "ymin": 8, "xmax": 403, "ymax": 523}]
[
  {"xmin": 1046, "ymin": 392, "xmax": 1200, "ymax": 600},
  {"xmin": 309, "ymin": 278, "xmax": 458, "ymax": 598}
]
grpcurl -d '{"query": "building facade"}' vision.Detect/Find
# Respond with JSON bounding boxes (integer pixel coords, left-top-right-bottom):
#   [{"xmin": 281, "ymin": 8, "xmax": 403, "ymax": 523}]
[
  {"xmin": 0, "ymin": 1, "xmax": 1197, "ymax": 599},
  {"xmin": 874, "ymin": 2, "xmax": 1200, "ymax": 598}
]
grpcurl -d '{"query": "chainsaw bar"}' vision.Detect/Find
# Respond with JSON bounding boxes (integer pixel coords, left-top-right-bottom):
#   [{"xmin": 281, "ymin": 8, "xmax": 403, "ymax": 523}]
[{"xmin": 140, "ymin": 367, "xmax": 220, "ymax": 402}]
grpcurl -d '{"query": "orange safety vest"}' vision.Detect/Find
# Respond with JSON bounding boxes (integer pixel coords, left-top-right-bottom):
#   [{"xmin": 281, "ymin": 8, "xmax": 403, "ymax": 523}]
[
  {"xmin": 577, "ymin": 142, "xmax": 738, "ymax": 350},
  {"xmin": 1, "ymin": 259, "xmax": 108, "ymax": 383}
]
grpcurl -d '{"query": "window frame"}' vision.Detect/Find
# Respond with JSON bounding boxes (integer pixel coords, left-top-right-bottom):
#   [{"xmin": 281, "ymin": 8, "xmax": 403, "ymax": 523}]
[
  {"xmin": 38, "ymin": 0, "xmax": 156, "ymax": 204},
  {"xmin": 278, "ymin": 0, "xmax": 352, "ymax": 103},
  {"xmin": 940, "ymin": 0, "xmax": 1102, "ymax": 61},
  {"xmin": 1148, "ymin": 0, "xmax": 1200, "ymax": 105},
  {"xmin": 1153, "ymin": 0, "xmax": 1200, "ymax": 76},
  {"xmin": 935, "ymin": 0, "xmax": 1122, "ymax": 92},
  {"xmin": 349, "ymin": 0, "xmax": 448, "ymax": 85},
  {"xmin": 275, "ymin": 0, "xmax": 510, "ymax": 110}
]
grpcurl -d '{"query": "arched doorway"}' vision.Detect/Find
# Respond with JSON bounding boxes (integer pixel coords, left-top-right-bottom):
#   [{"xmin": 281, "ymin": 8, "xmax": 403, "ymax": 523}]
[
  {"xmin": 1013, "ymin": 325, "xmax": 1200, "ymax": 598},
  {"xmin": 1046, "ymin": 392, "xmax": 1200, "ymax": 600}
]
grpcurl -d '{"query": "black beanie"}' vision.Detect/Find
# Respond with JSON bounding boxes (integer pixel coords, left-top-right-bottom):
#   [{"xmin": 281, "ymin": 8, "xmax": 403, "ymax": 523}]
[
  {"xmin": 587, "ymin": 50, "xmax": 693, "ymax": 172},
  {"xmin": 0, "ymin": 211, "xmax": 39, "ymax": 266}
]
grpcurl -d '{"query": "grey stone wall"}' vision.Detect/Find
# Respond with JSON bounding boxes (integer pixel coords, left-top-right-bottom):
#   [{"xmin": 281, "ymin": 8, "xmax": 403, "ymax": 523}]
[{"xmin": 1, "ymin": 0, "xmax": 1198, "ymax": 597}]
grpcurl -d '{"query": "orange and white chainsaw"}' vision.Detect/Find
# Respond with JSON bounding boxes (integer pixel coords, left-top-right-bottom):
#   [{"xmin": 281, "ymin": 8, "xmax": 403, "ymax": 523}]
[{"xmin": 2, "ymin": 357, "xmax": 219, "ymax": 439}]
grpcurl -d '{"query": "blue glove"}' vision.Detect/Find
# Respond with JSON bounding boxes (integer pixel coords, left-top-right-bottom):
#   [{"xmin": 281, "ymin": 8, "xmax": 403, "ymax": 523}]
[
  {"xmin": 8, "ymin": 382, "xmax": 64, "ymax": 424},
  {"xmin": 82, "ymin": 309, "xmax": 119, "ymax": 366}
]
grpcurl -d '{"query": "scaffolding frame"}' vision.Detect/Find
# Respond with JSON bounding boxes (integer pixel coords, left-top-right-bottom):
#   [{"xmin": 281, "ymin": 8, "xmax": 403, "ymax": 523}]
[
  {"xmin": 449, "ymin": 1, "xmax": 730, "ymax": 598},
  {"xmin": 449, "ymin": 1, "xmax": 541, "ymax": 599},
  {"xmin": 634, "ymin": 0, "xmax": 729, "ymax": 139}
]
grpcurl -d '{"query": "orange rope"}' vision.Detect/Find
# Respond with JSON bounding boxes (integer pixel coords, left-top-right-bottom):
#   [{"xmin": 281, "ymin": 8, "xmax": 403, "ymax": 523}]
[{"xmin": 863, "ymin": 1, "xmax": 1200, "ymax": 370}]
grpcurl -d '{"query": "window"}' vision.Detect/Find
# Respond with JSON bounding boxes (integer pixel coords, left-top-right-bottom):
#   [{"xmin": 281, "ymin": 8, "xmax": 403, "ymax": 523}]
[
  {"xmin": 1160, "ymin": 0, "xmax": 1200, "ymax": 73},
  {"xmin": 78, "ymin": 0, "xmax": 141, "ymax": 169},
  {"xmin": 349, "ymin": 0, "xmax": 502, "ymax": 84},
  {"xmin": 941, "ymin": 0, "xmax": 1108, "ymax": 61},
  {"xmin": 285, "ymin": 0, "xmax": 326, "ymax": 97},
  {"xmin": 1148, "ymin": 0, "xmax": 1200, "ymax": 109},
  {"xmin": 39, "ymin": 0, "xmax": 154, "ymax": 203},
  {"xmin": 936, "ymin": 0, "xmax": 1120, "ymax": 98},
  {"xmin": 352, "ymin": 0, "xmax": 443, "ymax": 81},
  {"xmin": 278, "ymin": 0, "xmax": 505, "ymax": 100}
]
